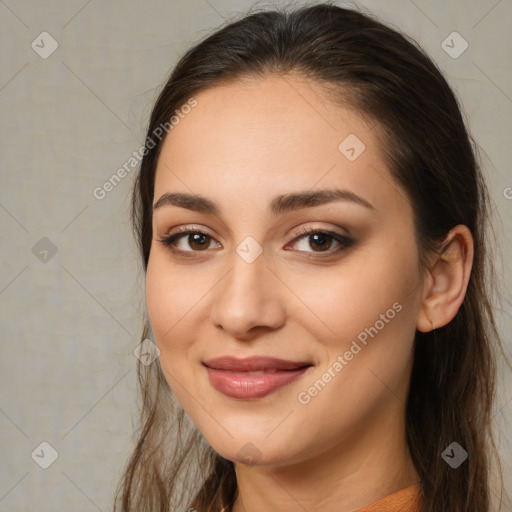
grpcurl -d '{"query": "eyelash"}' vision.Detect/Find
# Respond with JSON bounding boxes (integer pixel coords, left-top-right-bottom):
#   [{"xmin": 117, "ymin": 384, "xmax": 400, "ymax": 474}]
[{"xmin": 157, "ymin": 225, "xmax": 354, "ymax": 259}]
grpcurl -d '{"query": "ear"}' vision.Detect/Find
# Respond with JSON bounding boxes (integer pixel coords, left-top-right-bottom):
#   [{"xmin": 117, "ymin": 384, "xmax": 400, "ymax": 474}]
[{"xmin": 416, "ymin": 225, "xmax": 474, "ymax": 333}]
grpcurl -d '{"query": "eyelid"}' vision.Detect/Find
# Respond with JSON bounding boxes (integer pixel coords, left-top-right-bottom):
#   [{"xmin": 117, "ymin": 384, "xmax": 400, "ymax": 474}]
[
  {"xmin": 165, "ymin": 224, "xmax": 218, "ymax": 241},
  {"xmin": 290, "ymin": 224, "xmax": 348, "ymax": 240}
]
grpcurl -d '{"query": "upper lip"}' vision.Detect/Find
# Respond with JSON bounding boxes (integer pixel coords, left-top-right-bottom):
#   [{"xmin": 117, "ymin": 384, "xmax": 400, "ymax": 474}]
[{"xmin": 203, "ymin": 356, "xmax": 312, "ymax": 372}]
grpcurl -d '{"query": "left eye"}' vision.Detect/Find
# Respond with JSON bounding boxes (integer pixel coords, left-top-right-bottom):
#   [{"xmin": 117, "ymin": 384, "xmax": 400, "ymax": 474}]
[{"xmin": 286, "ymin": 228, "xmax": 353, "ymax": 254}]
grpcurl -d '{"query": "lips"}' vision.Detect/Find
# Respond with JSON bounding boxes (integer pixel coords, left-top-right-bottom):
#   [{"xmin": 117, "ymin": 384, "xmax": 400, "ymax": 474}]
[{"xmin": 203, "ymin": 356, "xmax": 312, "ymax": 399}]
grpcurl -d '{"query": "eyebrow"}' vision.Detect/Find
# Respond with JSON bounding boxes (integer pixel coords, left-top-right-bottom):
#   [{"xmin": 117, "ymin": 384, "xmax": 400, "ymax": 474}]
[{"xmin": 153, "ymin": 188, "xmax": 375, "ymax": 215}]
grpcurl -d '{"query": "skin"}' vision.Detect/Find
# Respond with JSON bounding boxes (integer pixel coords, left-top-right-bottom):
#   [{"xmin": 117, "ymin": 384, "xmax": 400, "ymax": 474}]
[{"xmin": 145, "ymin": 73, "xmax": 473, "ymax": 512}]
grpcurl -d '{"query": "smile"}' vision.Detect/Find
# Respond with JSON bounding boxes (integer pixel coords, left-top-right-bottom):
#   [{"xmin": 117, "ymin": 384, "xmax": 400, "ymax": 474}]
[{"xmin": 203, "ymin": 356, "xmax": 313, "ymax": 399}]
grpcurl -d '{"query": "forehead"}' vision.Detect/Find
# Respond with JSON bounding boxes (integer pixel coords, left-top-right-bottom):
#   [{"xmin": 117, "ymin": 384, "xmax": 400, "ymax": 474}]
[{"xmin": 153, "ymin": 74, "xmax": 409, "ymax": 218}]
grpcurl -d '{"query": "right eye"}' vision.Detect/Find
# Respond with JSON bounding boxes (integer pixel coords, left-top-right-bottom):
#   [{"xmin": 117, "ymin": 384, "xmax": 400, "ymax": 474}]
[{"xmin": 157, "ymin": 228, "xmax": 222, "ymax": 255}]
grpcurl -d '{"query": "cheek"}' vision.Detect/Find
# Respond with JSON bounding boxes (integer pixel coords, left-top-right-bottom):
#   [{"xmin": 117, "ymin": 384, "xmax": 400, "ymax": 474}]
[
  {"xmin": 145, "ymin": 251, "xmax": 196, "ymax": 361},
  {"xmin": 292, "ymin": 272, "xmax": 418, "ymax": 444},
  {"xmin": 290, "ymin": 247, "xmax": 419, "ymax": 345},
  {"xmin": 145, "ymin": 256, "xmax": 173, "ymax": 337},
  {"xmin": 145, "ymin": 254, "xmax": 199, "ymax": 396},
  {"xmin": 145, "ymin": 249, "xmax": 203, "ymax": 337},
  {"xmin": 145, "ymin": 248, "xmax": 221, "ymax": 386}
]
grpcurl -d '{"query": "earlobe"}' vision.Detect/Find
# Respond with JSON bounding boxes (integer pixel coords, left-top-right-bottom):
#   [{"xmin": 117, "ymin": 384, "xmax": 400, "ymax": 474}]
[{"xmin": 416, "ymin": 225, "xmax": 474, "ymax": 333}]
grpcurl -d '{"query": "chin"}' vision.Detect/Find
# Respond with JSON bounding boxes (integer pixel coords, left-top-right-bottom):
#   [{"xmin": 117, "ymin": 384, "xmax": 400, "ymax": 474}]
[{"xmin": 200, "ymin": 428, "xmax": 305, "ymax": 469}]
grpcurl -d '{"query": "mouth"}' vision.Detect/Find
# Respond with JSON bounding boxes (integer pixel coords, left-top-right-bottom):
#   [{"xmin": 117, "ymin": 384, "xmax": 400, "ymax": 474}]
[{"xmin": 203, "ymin": 356, "xmax": 313, "ymax": 399}]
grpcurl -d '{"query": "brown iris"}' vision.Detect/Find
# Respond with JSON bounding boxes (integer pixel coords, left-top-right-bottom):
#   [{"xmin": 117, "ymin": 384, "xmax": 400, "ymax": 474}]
[
  {"xmin": 308, "ymin": 233, "xmax": 332, "ymax": 251},
  {"xmin": 188, "ymin": 233, "xmax": 211, "ymax": 250}
]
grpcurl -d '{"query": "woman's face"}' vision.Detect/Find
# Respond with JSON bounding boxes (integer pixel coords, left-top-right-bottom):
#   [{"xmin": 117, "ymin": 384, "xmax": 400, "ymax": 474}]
[{"xmin": 146, "ymin": 74, "xmax": 425, "ymax": 468}]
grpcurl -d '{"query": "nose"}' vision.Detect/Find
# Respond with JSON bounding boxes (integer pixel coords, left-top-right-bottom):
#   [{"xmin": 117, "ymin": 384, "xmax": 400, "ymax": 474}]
[{"xmin": 209, "ymin": 250, "xmax": 286, "ymax": 340}]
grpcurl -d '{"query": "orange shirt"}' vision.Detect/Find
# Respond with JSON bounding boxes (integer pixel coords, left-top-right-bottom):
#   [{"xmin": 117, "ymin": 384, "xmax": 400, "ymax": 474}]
[{"xmin": 356, "ymin": 483, "xmax": 423, "ymax": 512}]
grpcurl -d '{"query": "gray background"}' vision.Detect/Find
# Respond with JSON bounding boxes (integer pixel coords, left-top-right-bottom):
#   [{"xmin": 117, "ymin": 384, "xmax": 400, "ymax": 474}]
[{"xmin": 0, "ymin": 0, "xmax": 511, "ymax": 510}]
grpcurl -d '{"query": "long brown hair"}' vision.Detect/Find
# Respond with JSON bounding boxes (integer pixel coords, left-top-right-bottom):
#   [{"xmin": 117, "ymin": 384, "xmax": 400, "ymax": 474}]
[{"xmin": 113, "ymin": 3, "xmax": 507, "ymax": 511}]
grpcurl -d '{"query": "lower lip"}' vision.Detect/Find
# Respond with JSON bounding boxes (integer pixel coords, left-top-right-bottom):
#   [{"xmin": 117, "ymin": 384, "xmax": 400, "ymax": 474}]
[{"xmin": 205, "ymin": 366, "xmax": 311, "ymax": 399}]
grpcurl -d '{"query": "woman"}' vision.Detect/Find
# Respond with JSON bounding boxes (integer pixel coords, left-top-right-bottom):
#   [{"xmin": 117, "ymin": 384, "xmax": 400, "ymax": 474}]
[{"xmin": 114, "ymin": 3, "xmax": 506, "ymax": 511}]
